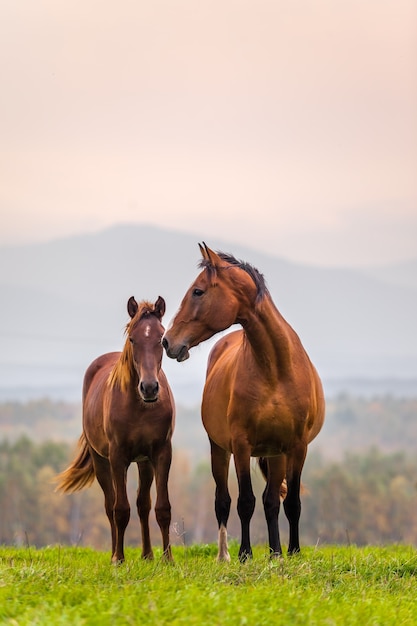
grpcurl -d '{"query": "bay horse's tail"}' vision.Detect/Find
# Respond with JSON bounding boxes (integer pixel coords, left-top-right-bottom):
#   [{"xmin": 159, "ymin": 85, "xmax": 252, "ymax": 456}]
[
  {"xmin": 55, "ymin": 433, "xmax": 95, "ymax": 493},
  {"xmin": 258, "ymin": 457, "xmax": 288, "ymax": 500}
]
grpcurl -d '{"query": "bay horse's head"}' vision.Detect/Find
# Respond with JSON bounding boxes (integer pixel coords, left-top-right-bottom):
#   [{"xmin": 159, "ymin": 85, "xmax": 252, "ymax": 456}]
[
  {"xmin": 119, "ymin": 296, "xmax": 166, "ymax": 402},
  {"xmin": 163, "ymin": 243, "xmax": 266, "ymax": 362}
]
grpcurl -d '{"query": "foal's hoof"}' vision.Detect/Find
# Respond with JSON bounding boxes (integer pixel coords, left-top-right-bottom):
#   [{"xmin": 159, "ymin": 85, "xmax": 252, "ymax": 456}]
[
  {"xmin": 111, "ymin": 557, "xmax": 125, "ymax": 566},
  {"xmin": 161, "ymin": 549, "xmax": 174, "ymax": 563},
  {"xmin": 216, "ymin": 551, "xmax": 231, "ymax": 563}
]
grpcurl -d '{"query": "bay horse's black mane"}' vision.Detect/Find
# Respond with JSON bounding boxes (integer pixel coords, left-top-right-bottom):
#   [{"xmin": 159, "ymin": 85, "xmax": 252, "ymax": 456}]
[{"xmin": 200, "ymin": 251, "xmax": 268, "ymax": 303}]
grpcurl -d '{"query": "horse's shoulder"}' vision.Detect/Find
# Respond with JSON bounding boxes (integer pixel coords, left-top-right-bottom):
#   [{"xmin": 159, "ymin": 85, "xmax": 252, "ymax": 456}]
[{"xmin": 206, "ymin": 330, "xmax": 243, "ymax": 374}]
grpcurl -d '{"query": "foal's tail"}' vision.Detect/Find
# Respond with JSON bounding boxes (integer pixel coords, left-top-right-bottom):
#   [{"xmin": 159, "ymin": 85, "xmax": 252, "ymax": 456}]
[
  {"xmin": 258, "ymin": 457, "xmax": 288, "ymax": 500},
  {"xmin": 54, "ymin": 433, "xmax": 95, "ymax": 493}
]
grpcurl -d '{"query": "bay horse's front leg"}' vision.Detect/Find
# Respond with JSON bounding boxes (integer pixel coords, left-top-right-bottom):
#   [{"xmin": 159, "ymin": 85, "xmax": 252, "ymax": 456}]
[
  {"xmin": 210, "ymin": 439, "xmax": 232, "ymax": 562},
  {"xmin": 284, "ymin": 444, "xmax": 307, "ymax": 555},
  {"xmin": 233, "ymin": 440, "xmax": 255, "ymax": 562},
  {"xmin": 110, "ymin": 451, "xmax": 130, "ymax": 564},
  {"xmin": 261, "ymin": 455, "xmax": 286, "ymax": 558},
  {"xmin": 137, "ymin": 460, "xmax": 155, "ymax": 560},
  {"xmin": 153, "ymin": 442, "xmax": 173, "ymax": 561}
]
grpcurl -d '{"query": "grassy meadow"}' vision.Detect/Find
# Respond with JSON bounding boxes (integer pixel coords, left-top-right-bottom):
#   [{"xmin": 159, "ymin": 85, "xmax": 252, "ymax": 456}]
[{"xmin": 0, "ymin": 543, "xmax": 416, "ymax": 625}]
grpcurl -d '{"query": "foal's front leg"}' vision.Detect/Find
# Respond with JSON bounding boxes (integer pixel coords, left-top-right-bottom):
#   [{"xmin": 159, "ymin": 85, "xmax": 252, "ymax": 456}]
[
  {"xmin": 153, "ymin": 442, "xmax": 173, "ymax": 561},
  {"xmin": 110, "ymin": 451, "xmax": 130, "ymax": 564},
  {"xmin": 137, "ymin": 460, "xmax": 155, "ymax": 560}
]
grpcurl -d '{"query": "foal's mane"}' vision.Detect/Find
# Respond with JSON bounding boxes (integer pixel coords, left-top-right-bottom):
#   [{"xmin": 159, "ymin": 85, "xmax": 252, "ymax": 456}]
[
  {"xmin": 108, "ymin": 300, "xmax": 160, "ymax": 392},
  {"xmin": 200, "ymin": 251, "xmax": 268, "ymax": 303}
]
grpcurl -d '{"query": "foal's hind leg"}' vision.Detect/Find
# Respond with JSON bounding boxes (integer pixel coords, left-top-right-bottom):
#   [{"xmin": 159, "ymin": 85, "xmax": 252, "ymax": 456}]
[
  {"xmin": 261, "ymin": 455, "xmax": 286, "ymax": 558},
  {"xmin": 210, "ymin": 439, "xmax": 231, "ymax": 562},
  {"xmin": 284, "ymin": 444, "xmax": 307, "ymax": 555},
  {"xmin": 91, "ymin": 450, "xmax": 116, "ymax": 558}
]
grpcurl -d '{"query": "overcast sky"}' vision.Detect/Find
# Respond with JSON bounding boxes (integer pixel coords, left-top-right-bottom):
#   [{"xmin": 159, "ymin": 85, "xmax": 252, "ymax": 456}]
[{"xmin": 1, "ymin": 0, "xmax": 416, "ymax": 267}]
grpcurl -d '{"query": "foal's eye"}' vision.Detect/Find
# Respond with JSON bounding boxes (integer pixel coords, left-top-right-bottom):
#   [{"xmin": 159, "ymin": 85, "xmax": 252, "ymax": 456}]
[
  {"xmin": 129, "ymin": 337, "xmax": 134, "ymax": 344},
  {"xmin": 193, "ymin": 288, "xmax": 204, "ymax": 297}
]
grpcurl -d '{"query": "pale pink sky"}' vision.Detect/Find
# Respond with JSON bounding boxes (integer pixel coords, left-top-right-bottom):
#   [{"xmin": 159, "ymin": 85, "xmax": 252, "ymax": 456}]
[{"xmin": 1, "ymin": 0, "xmax": 416, "ymax": 266}]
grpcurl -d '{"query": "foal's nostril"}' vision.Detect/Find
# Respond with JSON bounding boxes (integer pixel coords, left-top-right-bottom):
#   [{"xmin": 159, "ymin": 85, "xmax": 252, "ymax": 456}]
[
  {"xmin": 140, "ymin": 380, "xmax": 159, "ymax": 400},
  {"xmin": 162, "ymin": 337, "xmax": 168, "ymax": 351}
]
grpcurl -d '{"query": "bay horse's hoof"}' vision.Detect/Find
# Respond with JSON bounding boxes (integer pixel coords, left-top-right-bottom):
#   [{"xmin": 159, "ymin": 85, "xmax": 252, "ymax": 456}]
[{"xmin": 238, "ymin": 550, "xmax": 253, "ymax": 563}]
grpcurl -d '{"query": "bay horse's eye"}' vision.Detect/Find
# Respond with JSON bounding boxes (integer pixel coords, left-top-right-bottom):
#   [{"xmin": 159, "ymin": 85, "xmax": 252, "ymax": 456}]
[
  {"xmin": 129, "ymin": 337, "xmax": 134, "ymax": 344},
  {"xmin": 193, "ymin": 288, "xmax": 204, "ymax": 297}
]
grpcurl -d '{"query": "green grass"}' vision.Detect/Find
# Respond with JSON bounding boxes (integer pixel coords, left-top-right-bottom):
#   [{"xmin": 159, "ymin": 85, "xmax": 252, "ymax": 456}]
[{"xmin": 0, "ymin": 543, "xmax": 416, "ymax": 625}]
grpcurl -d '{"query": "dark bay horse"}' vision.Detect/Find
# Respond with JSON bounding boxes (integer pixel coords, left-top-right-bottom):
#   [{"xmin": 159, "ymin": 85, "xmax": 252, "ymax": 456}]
[
  {"xmin": 56, "ymin": 296, "xmax": 175, "ymax": 564},
  {"xmin": 163, "ymin": 244, "xmax": 325, "ymax": 561}
]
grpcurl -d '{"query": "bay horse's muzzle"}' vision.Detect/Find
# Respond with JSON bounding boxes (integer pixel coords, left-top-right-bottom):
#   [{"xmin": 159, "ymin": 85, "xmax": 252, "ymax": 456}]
[
  {"xmin": 139, "ymin": 380, "xmax": 159, "ymax": 403},
  {"xmin": 162, "ymin": 337, "xmax": 190, "ymax": 362}
]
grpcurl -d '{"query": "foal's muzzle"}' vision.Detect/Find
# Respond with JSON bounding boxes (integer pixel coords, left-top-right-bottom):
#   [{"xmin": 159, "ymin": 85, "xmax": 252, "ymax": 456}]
[{"xmin": 139, "ymin": 380, "xmax": 159, "ymax": 403}]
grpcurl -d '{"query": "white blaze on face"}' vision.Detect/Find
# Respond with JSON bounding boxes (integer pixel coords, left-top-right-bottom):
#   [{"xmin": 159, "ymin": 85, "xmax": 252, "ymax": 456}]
[{"xmin": 144, "ymin": 324, "xmax": 151, "ymax": 338}]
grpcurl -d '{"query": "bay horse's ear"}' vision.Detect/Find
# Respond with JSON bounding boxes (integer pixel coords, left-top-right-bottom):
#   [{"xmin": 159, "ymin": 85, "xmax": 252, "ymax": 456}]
[
  {"xmin": 201, "ymin": 242, "xmax": 223, "ymax": 268},
  {"xmin": 154, "ymin": 296, "xmax": 166, "ymax": 320},
  {"xmin": 127, "ymin": 296, "xmax": 138, "ymax": 319},
  {"xmin": 199, "ymin": 242, "xmax": 209, "ymax": 260}
]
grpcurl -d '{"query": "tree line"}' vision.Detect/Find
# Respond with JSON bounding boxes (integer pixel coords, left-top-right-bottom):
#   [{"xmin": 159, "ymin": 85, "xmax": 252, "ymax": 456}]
[{"xmin": 0, "ymin": 436, "xmax": 416, "ymax": 550}]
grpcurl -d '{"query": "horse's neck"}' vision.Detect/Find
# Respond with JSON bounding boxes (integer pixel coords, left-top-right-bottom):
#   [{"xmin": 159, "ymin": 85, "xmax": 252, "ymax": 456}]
[{"xmin": 240, "ymin": 296, "xmax": 298, "ymax": 378}]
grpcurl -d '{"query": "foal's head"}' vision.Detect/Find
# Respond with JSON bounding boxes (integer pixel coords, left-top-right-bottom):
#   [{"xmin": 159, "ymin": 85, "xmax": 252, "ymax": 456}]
[
  {"xmin": 125, "ymin": 296, "xmax": 166, "ymax": 402},
  {"xmin": 163, "ymin": 243, "xmax": 266, "ymax": 362}
]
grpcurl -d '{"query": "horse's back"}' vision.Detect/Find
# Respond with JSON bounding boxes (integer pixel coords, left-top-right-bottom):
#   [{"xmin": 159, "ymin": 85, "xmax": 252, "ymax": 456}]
[
  {"xmin": 83, "ymin": 352, "xmax": 120, "ymax": 401},
  {"xmin": 82, "ymin": 352, "xmax": 121, "ymax": 454},
  {"xmin": 307, "ymin": 362, "xmax": 325, "ymax": 443}
]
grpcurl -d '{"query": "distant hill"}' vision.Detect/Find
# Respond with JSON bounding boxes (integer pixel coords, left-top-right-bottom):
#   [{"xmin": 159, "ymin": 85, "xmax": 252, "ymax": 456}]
[{"xmin": 0, "ymin": 223, "xmax": 416, "ymax": 403}]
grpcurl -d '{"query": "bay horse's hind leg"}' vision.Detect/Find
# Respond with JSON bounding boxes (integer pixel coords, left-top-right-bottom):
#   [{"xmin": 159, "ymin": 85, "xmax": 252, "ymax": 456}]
[
  {"xmin": 137, "ymin": 460, "xmax": 155, "ymax": 560},
  {"xmin": 261, "ymin": 455, "xmax": 286, "ymax": 558},
  {"xmin": 210, "ymin": 439, "xmax": 231, "ymax": 562},
  {"xmin": 283, "ymin": 444, "xmax": 307, "ymax": 555},
  {"xmin": 91, "ymin": 450, "xmax": 116, "ymax": 559}
]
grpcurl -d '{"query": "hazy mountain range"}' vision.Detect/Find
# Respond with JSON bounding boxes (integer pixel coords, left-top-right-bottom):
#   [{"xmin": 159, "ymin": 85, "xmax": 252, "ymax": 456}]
[{"xmin": 0, "ymin": 224, "xmax": 416, "ymax": 403}]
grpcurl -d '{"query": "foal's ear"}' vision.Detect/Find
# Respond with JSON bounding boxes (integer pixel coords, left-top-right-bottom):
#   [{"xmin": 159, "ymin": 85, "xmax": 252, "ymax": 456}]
[
  {"xmin": 127, "ymin": 296, "xmax": 138, "ymax": 319},
  {"xmin": 154, "ymin": 296, "xmax": 166, "ymax": 320}
]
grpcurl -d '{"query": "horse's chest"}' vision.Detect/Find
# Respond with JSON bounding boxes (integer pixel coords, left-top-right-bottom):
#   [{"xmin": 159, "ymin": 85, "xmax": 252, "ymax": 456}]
[
  {"xmin": 107, "ymin": 413, "xmax": 171, "ymax": 461},
  {"xmin": 232, "ymin": 394, "xmax": 307, "ymax": 453}
]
